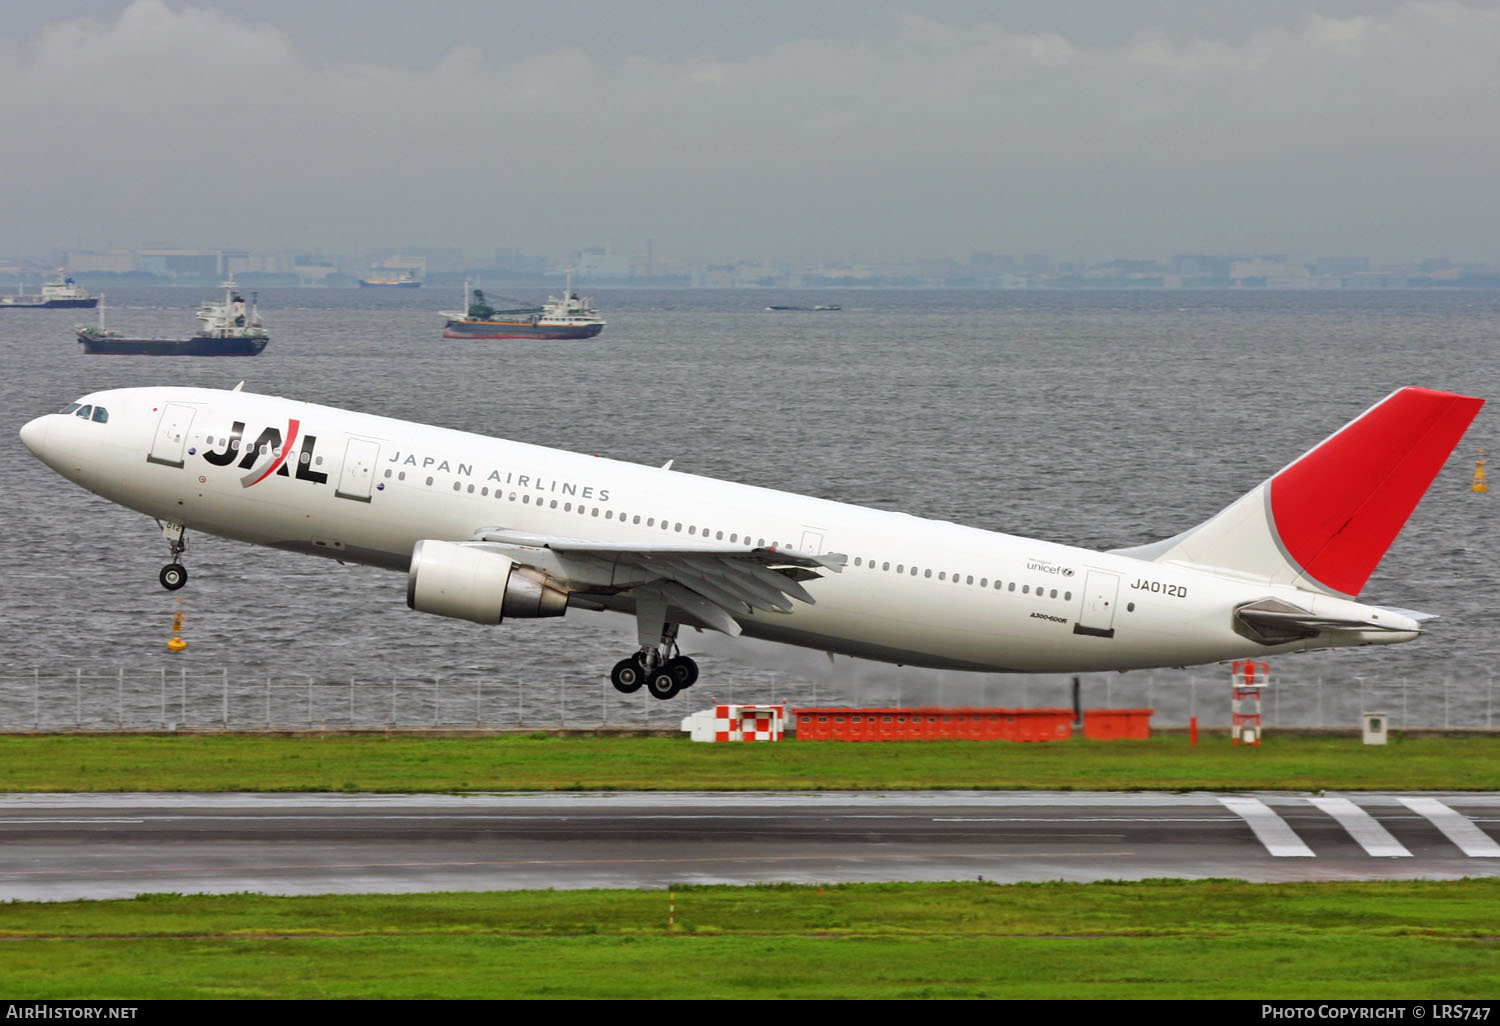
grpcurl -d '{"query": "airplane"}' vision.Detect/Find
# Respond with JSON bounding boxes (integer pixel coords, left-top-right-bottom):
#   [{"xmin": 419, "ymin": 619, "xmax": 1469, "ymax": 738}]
[{"xmin": 18, "ymin": 384, "xmax": 1483, "ymax": 700}]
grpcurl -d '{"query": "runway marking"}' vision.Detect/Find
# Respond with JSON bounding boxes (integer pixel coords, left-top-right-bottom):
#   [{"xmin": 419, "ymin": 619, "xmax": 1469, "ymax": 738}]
[
  {"xmin": 0, "ymin": 819, "xmax": 145, "ymax": 825},
  {"xmin": 1398, "ymin": 797, "xmax": 1500, "ymax": 857},
  {"xmin": 1306, "ymin": 797, "xmax": 1411, "ymax": 857},
  {"xmin": 1217, "ymin": 797, "xmax": 1315, "ymax": 857},
  {"xmin": 0, "ymin": 851, "xmax": 1138, "ymax": 878},
  {"xmin": 932, "ymin": 817, "xmax": 1234, "ymax": 823}
]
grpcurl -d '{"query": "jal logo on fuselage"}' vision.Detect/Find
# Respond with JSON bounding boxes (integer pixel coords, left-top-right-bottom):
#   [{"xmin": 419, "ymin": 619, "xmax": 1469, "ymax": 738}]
[{"xmin": 202, "ymin": 419, "xmax": 330, "ymax": 488}]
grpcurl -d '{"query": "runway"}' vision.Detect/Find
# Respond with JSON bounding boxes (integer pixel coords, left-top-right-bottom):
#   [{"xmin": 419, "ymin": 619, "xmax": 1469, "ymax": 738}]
[{"xmin": 2, "ymin": 791, "xmax": 1497, "ymax": 901}]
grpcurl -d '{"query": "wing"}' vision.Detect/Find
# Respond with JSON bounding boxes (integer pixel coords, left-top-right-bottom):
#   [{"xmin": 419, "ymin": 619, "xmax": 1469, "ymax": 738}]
[{"xmin": 470, "ymin": 527, "xmax": 846, "ymax": 638}]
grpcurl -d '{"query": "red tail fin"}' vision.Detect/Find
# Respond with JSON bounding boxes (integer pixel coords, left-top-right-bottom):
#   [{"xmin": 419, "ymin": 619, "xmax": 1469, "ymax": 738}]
[{"xmin": 1269, "ymin": 387, "xmax": 1483, "ymax": 596}]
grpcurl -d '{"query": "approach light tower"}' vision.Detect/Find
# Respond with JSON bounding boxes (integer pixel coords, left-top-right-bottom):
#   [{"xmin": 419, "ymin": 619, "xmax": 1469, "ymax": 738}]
[{"xmin": 1231, "ymin": 660, "xmax": 1268, "ymax": 746}]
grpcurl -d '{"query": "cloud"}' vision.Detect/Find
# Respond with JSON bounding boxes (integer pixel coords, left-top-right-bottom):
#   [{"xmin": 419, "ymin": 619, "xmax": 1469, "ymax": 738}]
[{"xmin": 5, "ymin": 0, "xmax": 1499, "ymax": 261}]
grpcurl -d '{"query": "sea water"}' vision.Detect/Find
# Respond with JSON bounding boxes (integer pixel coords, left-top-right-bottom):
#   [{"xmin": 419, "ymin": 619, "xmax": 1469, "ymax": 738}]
[{"xmin": 2, "ymin": 286, "xmax": 1496, "ymax": 729}]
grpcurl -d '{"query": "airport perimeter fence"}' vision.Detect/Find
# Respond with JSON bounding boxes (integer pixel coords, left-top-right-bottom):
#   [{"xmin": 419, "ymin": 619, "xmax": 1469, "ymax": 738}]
[{"xmin": 0, "ymin": 668, "xmax": 1493, "ymax": 734}]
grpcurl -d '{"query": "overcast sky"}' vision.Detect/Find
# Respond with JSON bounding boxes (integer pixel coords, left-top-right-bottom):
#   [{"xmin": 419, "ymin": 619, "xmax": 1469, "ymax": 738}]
[{"xmin": 5, "ymin": 0, "xmax": 1498, "ymax": 265}]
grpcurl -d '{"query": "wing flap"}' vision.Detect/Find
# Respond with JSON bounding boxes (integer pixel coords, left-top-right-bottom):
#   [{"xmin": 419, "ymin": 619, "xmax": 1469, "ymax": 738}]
[
  {"xmin": 657, "ymin": 581, "xmax": 745, "ymax": 637},
  {"xmin": 651, "ymin": 555, "xmax": 796, "ymax": 612},
  {"xmin": 470, "ymin": 527, "xmax": 843, "ymax": 636},
  {"xmin": 648, "ymin": 557, "xmax": 765, "ymax": 613},
  {"xmin": 475, "ymin": 528, "xmax": 846, "ymax": 572}
]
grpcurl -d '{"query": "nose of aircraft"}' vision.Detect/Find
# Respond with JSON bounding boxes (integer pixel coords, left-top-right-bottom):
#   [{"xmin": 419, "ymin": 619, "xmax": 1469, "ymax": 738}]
[{"xmin": 19, "ymin": 415, "xmax": 49, "ymax": 458}]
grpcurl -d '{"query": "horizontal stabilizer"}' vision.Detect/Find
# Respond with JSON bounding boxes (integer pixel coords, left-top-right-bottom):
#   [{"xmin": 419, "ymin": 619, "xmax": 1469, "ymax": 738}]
[
  {"xmin": 1233, "ymin": 598, "xmax": 1424, "ymax": 646},
  {"xmin": 1236, "ymin": 607, "xmax": 1418, "ymax": 635}
]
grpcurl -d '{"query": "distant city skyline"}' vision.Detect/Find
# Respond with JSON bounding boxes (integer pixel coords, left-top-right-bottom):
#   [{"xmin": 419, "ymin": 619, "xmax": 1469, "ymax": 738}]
[
  {"xmin": 11, "ymin": 239, "xmax": 1493, "ymax": 291},
  {"xmin": 6, "ymin": 1, "xmax": 1500, "ymax": 265}
]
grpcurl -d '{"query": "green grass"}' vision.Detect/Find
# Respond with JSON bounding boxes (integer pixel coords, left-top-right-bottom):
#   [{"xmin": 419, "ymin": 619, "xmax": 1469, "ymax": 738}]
[
  {"xmin": 5, "ymin": 734, "xmax": 1495, "ymax": 998},
  {"xmin": 0, "ymin": 731, "xmax": 1496, "ymax": 792},
  {"xmin": 2, "ymin": 881, "xmax": 1497, "ymax": 999}
]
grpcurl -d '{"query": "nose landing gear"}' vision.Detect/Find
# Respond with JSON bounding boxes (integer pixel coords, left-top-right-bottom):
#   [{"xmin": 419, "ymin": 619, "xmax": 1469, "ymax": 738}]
[{"xmin": 157, "ymin": 520, "xmax": 188, "ymax": 591}]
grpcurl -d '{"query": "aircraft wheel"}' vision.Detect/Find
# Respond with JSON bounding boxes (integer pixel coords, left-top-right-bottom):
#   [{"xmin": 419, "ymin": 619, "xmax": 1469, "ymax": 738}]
[
  {"xmin": 159, "ymin": 564, "xmax": 188, "ymax": 591},
  {"xmin": 645, "ymin": 669, "xmax": 681, "ymax": 700},
  {"xmin": 665, "ymin": 656, "xmax": 699, "ymax": 689},
  {"xmin": 610, "ymin": 657, "xmax": 645, "ymax": 694}
]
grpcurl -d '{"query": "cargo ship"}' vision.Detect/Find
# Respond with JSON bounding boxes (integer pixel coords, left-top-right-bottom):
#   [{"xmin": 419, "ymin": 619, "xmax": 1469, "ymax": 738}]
[
  {"xmin": 358, "ymin": 271, "xmax": 421, "ymax": 287},
  {"xmin": 76, "ymin": 281, "xmax": 268, "ymax": 356},
  {"xmin": 441, "ymin": 271, "xmax": 604, "ymax": 340},
  {"xmin": 2, "ymin": 274, "xmax": 98, "ymax": 309}
]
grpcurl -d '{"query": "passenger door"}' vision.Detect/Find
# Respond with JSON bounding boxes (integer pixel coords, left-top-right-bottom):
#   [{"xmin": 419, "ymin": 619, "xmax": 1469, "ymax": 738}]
[
  {"xmin": 335, "ymin": 437, "xmax": 381, "ymax": 502},
  {"xmin": 1074, "ymin": 569, "xmax": 1119, "ymax": 639},
  {"xmin": 147, "ymin": 403, "xmax": 197, "ymax": 468}
]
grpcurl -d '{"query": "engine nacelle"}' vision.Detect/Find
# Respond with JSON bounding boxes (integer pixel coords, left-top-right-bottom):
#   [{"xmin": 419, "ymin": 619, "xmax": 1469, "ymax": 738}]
[{"xmin": 406, "ymin": 540, "xmax": 568, "ymax": 624}]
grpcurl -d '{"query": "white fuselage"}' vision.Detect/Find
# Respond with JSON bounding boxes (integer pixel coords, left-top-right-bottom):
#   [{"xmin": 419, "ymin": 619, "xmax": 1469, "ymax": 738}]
[{"xmin": 21, "ymin": 386, "xmax": 1419, "ymax": 673}]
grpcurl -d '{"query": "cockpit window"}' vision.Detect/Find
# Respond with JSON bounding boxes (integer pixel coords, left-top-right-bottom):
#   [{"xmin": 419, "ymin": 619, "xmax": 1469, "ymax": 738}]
[
  {"xmin": 91, "ymin": 407, "xmax": 108, "ymax": 423},
  {"xmin": 60, "ymin": 403, "xmax": 81, "ymax": 415},
  {"xmin": 75, "ymin": 405, "xmax": 93, "ymax": 420}
]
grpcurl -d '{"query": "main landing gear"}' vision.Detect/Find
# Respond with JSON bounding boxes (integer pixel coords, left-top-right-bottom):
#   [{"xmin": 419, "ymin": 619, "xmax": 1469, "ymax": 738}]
[
  {"xmin": 157, "ymin": 520, "xmax": 188, "ymax": 591},
  {"xmin": 610, "ymin": 621, "xmax": 699, "ymax": 700}
]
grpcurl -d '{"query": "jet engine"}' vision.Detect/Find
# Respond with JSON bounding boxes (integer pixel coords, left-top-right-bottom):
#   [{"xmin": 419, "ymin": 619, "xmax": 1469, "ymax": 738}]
[{"xmin": 406, "ymin": 540, "xmax": 568, "ymax": 624}]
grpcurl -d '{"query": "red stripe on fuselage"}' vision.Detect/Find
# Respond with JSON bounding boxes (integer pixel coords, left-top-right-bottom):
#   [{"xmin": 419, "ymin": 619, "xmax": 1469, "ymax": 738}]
[
  {"xmin": 1269, "ymin": 388, "xmax": 1483, "ymax": 596},
  {"xmin": 245, "ymin": 419, "xmax": 300, "ymax": 487}
]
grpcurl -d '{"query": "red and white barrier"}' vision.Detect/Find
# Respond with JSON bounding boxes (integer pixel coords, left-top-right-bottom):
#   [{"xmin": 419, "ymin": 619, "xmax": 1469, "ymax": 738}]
[{"xmin": 682, "ymin": 704, "xmax": 786, "ymax": 742}]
